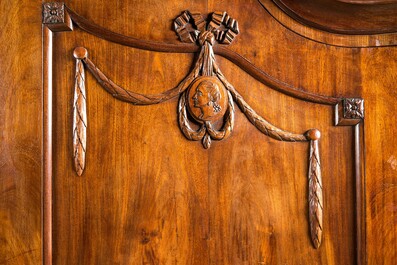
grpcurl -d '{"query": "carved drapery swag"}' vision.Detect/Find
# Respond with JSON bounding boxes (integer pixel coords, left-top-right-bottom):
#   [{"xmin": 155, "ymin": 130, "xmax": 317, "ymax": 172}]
[{"xmin": 71, "ymin": 10, "xmax": 323, "ymax": 248}]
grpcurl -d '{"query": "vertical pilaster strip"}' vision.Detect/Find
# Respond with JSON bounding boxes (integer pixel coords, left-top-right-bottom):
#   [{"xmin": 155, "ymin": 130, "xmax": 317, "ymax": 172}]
[
  {"xmin": 43, "ymin": 26, "xmax": 53, "ymax": 265},
  {"xmin": 73, "ymin": 47, "xmax": 88, "ymax": 176},
  {"xmin": 307, "ymin": 129, "xmax": 323, "ymax": 249},
  {"xmin": 43, "ymin": 3, "xmax": 73, "ymax": 262},
  {"xmin": 335, "ymin": 98, "xmax": 365, "ymax": 262},
  {"xmin": 355, "ymin": 123, "xmax": 366, "ymax": 265}
]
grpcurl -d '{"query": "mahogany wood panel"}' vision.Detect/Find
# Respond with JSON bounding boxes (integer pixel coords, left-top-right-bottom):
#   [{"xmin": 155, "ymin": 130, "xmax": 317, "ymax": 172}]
[
  {"xmin": 45, "ymin": 0, "xmax": 363, "ymax": 263},
  {"xmin": 0, "ymin": 0, "xmax": 42, "ymax": 264},
  {"xmin": 70, "ymin": 10, "xmax": 325, "ymax": 247},
  {"xmin": 52, "ymin": 44, "xmax": 356, "ymax": 265},
  {"xmin": 1, "ymin": 0, "xmax": 396, "ymax": 264}
]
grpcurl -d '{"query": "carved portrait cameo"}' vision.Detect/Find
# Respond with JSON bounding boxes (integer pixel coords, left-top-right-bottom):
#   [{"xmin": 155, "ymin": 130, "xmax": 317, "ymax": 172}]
[{"xmin": 186, "ymin": 76, "xmax": 228, "ymax": 123}]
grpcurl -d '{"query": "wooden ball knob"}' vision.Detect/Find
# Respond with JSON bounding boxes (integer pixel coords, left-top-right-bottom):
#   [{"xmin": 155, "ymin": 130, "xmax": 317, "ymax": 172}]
[
  {"xmin": 73, "ymin": 47, "xmax": 88, "ymax": 59},
  {"xmin": 307, "ymin": 129, "xmax": 321, "ymax": 140}
]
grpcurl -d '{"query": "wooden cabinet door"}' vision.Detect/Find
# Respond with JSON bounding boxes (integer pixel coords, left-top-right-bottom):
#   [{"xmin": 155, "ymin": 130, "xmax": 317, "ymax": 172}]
[{"xmin": 42, "ymin": 1, "xmax": 385, "ymax": 264}]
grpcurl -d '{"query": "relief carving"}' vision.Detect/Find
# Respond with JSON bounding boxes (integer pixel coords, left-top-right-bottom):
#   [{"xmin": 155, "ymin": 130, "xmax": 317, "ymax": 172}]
[
  {"xmin": 174, "ymin": 11, "xmax": 238, "ymax": 148},
  {"xmin": 72, "ymin": 47, "xmax": 88, "ymax": 176},
  {"xmin": 69, "ymin": 10, "xmax": 324, "ymax": 248},
  {"xmin": 188, "ymin": 77, "xmax": 225, "ymax": 122},
  {"xmin": 308, "ymin": 131, "xmax": 323, "ymax": 249},
  {"xmin": 335, "ymin": 98, "xmax": 364, "ymax": 126},
  {"xmin": 344, "ymin": 98, "xmax": 364, "ymax": 119},
  {"xmin": 42, "ymin": 2, "xmax": 73, "ymax": 32},
  {"xmin": 42, "ymin": 2, "xmax": 65, "ymax": 24}
]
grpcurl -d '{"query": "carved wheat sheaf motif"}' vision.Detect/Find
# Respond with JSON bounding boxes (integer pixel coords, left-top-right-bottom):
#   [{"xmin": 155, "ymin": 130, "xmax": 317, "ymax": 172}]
[
  {"xmin": 69, "ymin": 10, "xmax": 324, "ymax": 249},
  {"xmin": 308, "ymin": 138, "xmax": 323, "ymax": 249},
  {"xmin": 72, "ymin": 47, "xmax": 88, "ymax": 176}
]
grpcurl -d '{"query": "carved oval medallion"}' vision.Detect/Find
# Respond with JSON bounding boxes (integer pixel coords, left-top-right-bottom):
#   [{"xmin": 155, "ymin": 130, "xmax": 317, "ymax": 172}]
[{"xmin": 186, "ymin": 76, "xmax": 228, "ymax": 123}]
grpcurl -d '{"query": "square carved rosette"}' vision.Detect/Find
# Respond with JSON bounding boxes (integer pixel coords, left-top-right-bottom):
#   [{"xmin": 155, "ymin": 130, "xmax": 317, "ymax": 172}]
[
  {"xmin": 335, "ymin": 98, "xmax": 364, "ymax": 126},
  {"xmin": 42, "ymin": 2, "xmax": 73, "ymax": 32}
]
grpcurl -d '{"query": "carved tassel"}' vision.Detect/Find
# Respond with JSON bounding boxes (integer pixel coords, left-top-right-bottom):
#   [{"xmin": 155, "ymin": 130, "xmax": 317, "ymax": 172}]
[
  {"xmin": 72, "ymin": 47, "xmax": 88, "ymax": 176},
  {"xmin": 202, "ymin": 133, "xmax": 212, "ymax": 149},
  {"xmin": 307, "ymin": 129, "xmax": 323, "ymax": 248}
]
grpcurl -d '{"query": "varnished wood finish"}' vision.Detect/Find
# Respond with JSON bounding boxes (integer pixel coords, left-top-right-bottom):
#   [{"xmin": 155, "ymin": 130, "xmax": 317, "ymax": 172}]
[
  {"xmin": 335, "ymin": 99, "xmax": 366, "ymax": 263},
  {"xmin": 43, "ymin": 26, "xmax": 53, "ymax": 265},
  {"xmin": 338, "ymin": 0, "xmax": 397, "ymax": 3},
  {"xmin": 65, "ymin": 6, "xmax": 199, "ymax": 53},
  {"xmin": 43, "ymin": 5, "xmax": 77, "ymax": 263},
  {"xmin": 273, "ymin": 0, "xmax": 397, "ymax": 34},
  {"xmin": 78, "ymin": 11, "xmax": 322, "ymax": 147},
  {"xmin": 83, "ymin": 53, "xmax": 199, "ymax": 105},
  {"xmin": 259, "ymin": 0, "xmax": 397, "ymax": 47},
  {"xmin": 72, "ymin": 48, "xmax": 88, "ymax": 176},
  {"xmin": 73, "ymin": 11, "xmax": 324, "ymax": 246},
  {"xmin": 0, "ymin": 0, "xmax": 42, "ymax": 264},
  {"xmin": 65, "ymin": 6, "xmax": 341, "ymax": 105},
  {"xmin": 220, "ymin": 75, "xmax": 308, "ymax": 142},
  {"xmin": 362, "ymin": 47, "xmax": 397, "ymax": 264},
  {"xmin": 355, "ymin": 124, "xmax": 366, "ymax": 265},
  {"xmin": 42, "ymin": 2, "xmax": 73, "ymax": 32},
  {"xmin": 43, "ymin": 1, "xmax": 354, "ymax": 264},
  {"xmin": 308, "ymin": 139, "xmax": 323, "ymax": 249},
  {"xmin": 2, "ymin": 0, "xmax": 397, "ymax": 264},
  {"xmin": 335, "ymin": 98, "xmax": 365, "ymax": 126}
]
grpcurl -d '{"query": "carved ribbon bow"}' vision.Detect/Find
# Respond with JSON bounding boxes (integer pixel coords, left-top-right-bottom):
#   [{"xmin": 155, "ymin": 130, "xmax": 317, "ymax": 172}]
[{"xmin": 174, "ymin": 11, "xmax": 239, "ymax": 45}]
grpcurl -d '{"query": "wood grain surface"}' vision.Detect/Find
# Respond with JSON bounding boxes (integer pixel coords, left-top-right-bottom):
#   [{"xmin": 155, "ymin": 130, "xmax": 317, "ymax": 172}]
[
  {"xmin": 259, "ymin": 0, "xmax": 397, "ymax": 48},
  {"xmin": 50, "ymin": 0, "xmax": 358, "ymax": 263},
  {"xmin": 0, "ymin": 0, "xmax": 42, "ymax": 264},
  {"xmin": 65, "ymin": 6, "xmax": 341, "ymax": 105},
  {"xmin": 1, "ymin": 0, "xmax": 396, "ymax": 264},
  {"xmin": 361, "ymin": 47, "xmax": 397, "ymax": 264},
  {"xmin": 272, "ymin": 0, "xmax": 397, "ymax": 34}
]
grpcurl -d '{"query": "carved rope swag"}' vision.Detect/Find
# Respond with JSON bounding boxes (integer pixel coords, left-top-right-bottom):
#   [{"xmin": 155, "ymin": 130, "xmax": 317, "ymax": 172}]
[{"xmin": 72, "ymin": 10, "xmax": 323, "ymax": 248}]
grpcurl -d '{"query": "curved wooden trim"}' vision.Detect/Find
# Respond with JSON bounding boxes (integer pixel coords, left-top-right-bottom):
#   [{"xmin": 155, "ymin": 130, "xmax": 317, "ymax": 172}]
[
  {"xmin": 337, "ymin": 0, "xmax": 397, "ymax": 4},
  {"xmin": 66, "ymin": 6, "xmax": 340, "ymax": 105},
  {"xmin": 214, "ymin": 46, "xmax": 340, "ymax": 105},
  {"xmin": 82, "ymin": 52, "xmax": 202, "ymax": 104},
  {"xmin": 215, "ymin": 65, "xmax": 310, "ymax": 142},
  {"xmin": 272, "ymin": 0, "xmax": 397, "ymax": 35},
  {"xmin": 259, "ymin": 0, "xmax": 397, "ymax": 47},
  {"xmin": 66, "ymin": 7, "xmax": 199, "ymax": 53}
]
